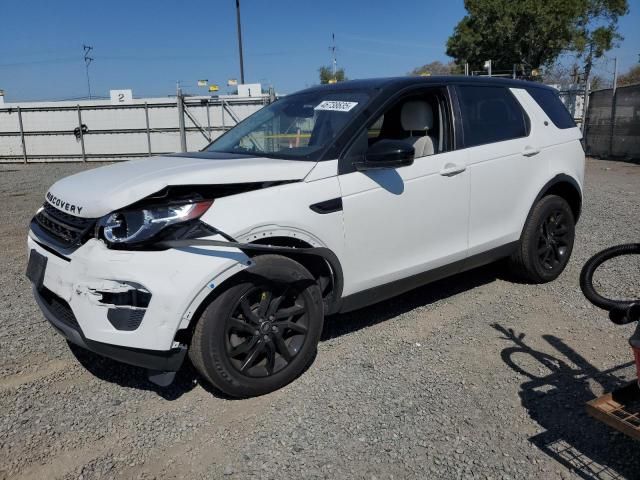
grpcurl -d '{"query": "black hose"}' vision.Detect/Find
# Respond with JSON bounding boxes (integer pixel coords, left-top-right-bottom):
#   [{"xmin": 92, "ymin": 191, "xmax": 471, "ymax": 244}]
[{"xmin": 579, "ymin": 243, "xmax": 640, "ymax": 324}]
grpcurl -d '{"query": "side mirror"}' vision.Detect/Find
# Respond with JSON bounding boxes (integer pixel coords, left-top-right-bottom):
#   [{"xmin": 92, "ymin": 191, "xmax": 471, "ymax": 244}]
[{"xmin": 355, "ymin": 139, "xmax": 415, "ymax": 171}]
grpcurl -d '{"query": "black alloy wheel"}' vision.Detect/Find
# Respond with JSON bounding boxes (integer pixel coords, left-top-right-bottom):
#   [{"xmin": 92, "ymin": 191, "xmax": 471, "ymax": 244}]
[
  {"xmin": 536, "ymin": 209, "xmax": 571, "ymax": 272},
  {"xmin": 508, "ymin": 194, "xmax": 576, "ymax": 283},
  {"xmin": 189, "ymin": 254, "xmax": 324, "ymax": 398},
  {"xmin": 225, "ymin": 284, "xmax": 309, "ymax": 378}
]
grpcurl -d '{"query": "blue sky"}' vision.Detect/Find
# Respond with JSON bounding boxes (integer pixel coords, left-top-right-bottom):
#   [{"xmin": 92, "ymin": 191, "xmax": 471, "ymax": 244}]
[{"xmin": 1, "ymin": 0, "xmax": 638, "ymax": 101}]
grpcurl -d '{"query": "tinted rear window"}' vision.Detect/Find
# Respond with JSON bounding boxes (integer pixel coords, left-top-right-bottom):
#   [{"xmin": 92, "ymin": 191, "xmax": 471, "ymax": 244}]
[
  {"xmin": 526, "ymin": 88, "xmax": 576, "ymax": 129},
  {"xmin": 457, "ymin": 86, "xmax": 529, "ymax": 148}
]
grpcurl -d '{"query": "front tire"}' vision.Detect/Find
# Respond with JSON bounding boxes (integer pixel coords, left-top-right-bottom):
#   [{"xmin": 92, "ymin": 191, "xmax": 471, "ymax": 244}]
[
  {"xmin": 189, "ymin": 254, "xmax": 324, "ymax": 398},
  {"xmin": 509, "ymin": 195, "xmax": 575, "ymax": 283}
]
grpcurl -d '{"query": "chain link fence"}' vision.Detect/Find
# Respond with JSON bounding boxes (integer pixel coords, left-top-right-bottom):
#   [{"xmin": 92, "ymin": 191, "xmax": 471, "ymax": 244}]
[{"xmin": 584, "ymin": 84, "xmax": 640, "ymax": 162}]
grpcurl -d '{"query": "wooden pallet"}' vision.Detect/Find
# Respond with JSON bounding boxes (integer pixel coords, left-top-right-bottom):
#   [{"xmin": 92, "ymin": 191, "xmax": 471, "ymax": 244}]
[{"xmin": 586, "ymin": 381, "xmax": 640, "ymax": 441}]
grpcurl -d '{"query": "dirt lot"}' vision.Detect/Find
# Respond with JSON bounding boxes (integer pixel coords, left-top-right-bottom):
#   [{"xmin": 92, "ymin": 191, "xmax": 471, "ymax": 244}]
[{"xmin": 0, "ymin": 158, "xmax": 639, "ymax": 480}]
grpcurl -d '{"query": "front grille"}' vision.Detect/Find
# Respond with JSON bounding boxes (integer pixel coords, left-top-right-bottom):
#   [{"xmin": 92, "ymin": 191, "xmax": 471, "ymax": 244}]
[
  {"xmin": 33, "ymin": 203, "xmax": 96, "ymax": 247},
  {"xmin": 40, "ymin": 287, "xmax": 81, "ymax": 331}
]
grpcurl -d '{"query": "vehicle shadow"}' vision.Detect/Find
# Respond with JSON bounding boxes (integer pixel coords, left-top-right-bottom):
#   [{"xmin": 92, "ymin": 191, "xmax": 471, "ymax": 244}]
[
  {"xmin": 68, "ymin": 264, "xmax": 500, "ymax": 400},
  {"xmin": 67, "ymin": 342, "xmax": 200, "ymax": 401},
  {"xmin": 322, "ymin": 263, "xmax": 499, "ymax": 340},
  {"xmin": 493, "ymin": 323, "xmax": 638, "ymax": 479}
]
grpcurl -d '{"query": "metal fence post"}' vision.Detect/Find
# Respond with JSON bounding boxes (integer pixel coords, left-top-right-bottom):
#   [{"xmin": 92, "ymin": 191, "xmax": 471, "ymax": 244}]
[
  {"xmin": 77, "ymin": 105, "xmax": 86, "ymax": 162},
  {"xmin": 206, "ymin": 101, "xmax": 212, "ymax": 136},
  {"xmin": 17, "ymin": 106, "xmax": 27, "ymax": 163},
  {"xmin": 608, "ymin": 89, "xmax": 618, "ymax": 158},
  {"xmin": 581, "ymin": 81, "xmax": 590, "ymax": 134},
  {"xmin": 144, "ymin": 102, "xmax": 152, "ymax": 156},
  {"xmin": 177, "ymin": 88, "xmax": 187, "ymax": 152},
  {"xmin": 221, "ymin": 99, "xmax": 226, "ymax": 130}
]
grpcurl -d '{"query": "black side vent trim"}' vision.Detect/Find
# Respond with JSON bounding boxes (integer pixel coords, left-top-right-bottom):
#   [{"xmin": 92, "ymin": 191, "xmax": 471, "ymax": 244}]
[
  {"xmin": 107, "ymin": 308, "xmax": 146, "ymax": 331},
  {"xmin": 310, "ymin": 198, "xmax": 343, "ymax": 214}
]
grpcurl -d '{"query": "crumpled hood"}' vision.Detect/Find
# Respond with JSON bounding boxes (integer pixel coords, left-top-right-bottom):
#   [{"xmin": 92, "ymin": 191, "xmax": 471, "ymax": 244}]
[{"xmin": 45, "ymin": 153, "xmax": 316, "ymax": 218}]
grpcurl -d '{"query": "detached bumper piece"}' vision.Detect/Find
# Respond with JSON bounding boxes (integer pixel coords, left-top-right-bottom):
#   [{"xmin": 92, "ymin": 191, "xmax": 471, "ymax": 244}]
[
  {"xmin": 34, "ymin": 286, "xmax": 187, "ymax": 372},
  {"xmin": 586, "ymin": 381, "xmax": 640, "ymax": 441}
]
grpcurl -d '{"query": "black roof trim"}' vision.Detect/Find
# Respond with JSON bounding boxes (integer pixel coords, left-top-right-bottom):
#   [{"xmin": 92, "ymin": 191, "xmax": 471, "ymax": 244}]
[{"xmin": 295, "ymin": 76, "xmax": 557, "ymax": 95}]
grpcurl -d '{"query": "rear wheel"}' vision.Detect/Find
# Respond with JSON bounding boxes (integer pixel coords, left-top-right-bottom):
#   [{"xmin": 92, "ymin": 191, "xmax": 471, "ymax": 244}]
[
  {"xmin": 509, "ymin": 195, "xmax": 575, "ymax": 283},
  {"xmin": 189, "ymin": 255, "xmax": 323, "ymax": 398}
]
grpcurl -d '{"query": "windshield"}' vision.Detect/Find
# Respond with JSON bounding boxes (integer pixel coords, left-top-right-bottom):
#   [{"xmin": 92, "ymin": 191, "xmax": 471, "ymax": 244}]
[{"xmin": 205, "ymin": 91, "xmax": 370, "ymax": 161}]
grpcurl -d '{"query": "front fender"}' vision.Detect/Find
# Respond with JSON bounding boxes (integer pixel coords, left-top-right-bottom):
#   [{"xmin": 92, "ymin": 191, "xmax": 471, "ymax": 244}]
[{"xmin": 161, "ymin": 238, "xmax": 345, "ymax": 316}]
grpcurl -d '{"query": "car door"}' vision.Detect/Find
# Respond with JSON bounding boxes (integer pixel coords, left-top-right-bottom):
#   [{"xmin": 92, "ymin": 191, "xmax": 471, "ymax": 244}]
[
  {"xmin": 456, "ymin": 85, "xmax": 541, "ymax": 257},
  {"xmin": 337, "ymin": 87, "xmax": 470, "ymax": 297}
]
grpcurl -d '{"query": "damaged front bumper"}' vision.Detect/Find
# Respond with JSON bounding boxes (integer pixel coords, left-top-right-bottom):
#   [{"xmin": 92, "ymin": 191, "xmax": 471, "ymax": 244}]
[
  {"xmin": 26, "ymin": 231, "xmax": 251, "ymax": 369},
  {"xmin": 33, "ymin": 285, "xmax": 187, "ymax": 371}
]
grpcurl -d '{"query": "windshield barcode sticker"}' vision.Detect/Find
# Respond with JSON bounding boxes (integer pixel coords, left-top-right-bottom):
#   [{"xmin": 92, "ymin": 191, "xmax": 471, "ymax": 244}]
[{"xmin": 314, "ymin": 100, "xmax": 358, "ymax": 112}]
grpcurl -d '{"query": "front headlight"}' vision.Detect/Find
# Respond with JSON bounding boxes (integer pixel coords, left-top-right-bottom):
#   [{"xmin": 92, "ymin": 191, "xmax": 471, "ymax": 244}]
[{"xmin": 99, "ymin": 200, "xmax": 213, "ymax": 246}]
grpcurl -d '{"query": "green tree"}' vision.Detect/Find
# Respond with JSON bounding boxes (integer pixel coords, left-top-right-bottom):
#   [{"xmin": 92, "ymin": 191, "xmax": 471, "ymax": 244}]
[
  {"xmin": 409, "ymin": 61, "xmax": 460, "ymax": 76},
  {"xmin": 319, "ymin": 66, "xmax": 346, "ymax": 84},
  {"xmin": 618, "ymin": 65, "xmax": 640, "ymax": 87},
  {"xmin": 446, "ymin": 0, "xmax": 628, "ymax": 77},
  {"xmin": 570, "ymin": 0, "xmax": 628, "ymax": 89}
]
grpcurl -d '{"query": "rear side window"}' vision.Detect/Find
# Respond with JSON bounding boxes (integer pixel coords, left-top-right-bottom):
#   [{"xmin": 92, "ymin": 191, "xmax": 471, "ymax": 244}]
[
  {"xmin": 457, "ymin": 86, "xmax": 529, "ymax": 148},
  {"xmin": 527, "ymin": 88, "xmax": 576, "ymax": 129}
]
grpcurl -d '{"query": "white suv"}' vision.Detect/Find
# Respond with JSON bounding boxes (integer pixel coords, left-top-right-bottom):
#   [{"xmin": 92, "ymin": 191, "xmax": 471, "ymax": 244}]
[{"xmin": 27, "ymin": 77, "xmax": 585, "ymax": 397}]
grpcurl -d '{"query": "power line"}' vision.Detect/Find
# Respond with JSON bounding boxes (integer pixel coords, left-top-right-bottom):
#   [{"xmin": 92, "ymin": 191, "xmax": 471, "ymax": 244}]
[
  {"xmin": 0, "ymin": 57, "xmax": 79, "ymax": 68},
  {"xmin": 337, "ymin": 33, "xmax": 441, "ymax": 50},
  {"xmin": 0, "ymin": 49, "xmax": 314, "ymax": 69}
]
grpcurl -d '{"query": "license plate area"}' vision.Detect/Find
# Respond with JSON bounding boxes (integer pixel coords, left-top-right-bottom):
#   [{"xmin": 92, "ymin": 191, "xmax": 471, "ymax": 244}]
[{"xmin": 26, "ymin": 249, "xmax": 48, "ymax": 290}]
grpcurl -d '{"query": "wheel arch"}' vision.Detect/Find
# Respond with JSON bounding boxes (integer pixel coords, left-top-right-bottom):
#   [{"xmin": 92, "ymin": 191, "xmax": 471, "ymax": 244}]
[
  {"xmin": 522, "ymin": 174, "xmax": 583, "ymax": 237},
  {"xmin": 249, "ymin": 236, "xmax": 344, "ymax": 315},
  {"xmin": 174, "ymin": 235, "xmax": 344, "ymax": 346},
  {"xmin": 539, "ymin": 174, "xmax": 583, "ymax": 222}
]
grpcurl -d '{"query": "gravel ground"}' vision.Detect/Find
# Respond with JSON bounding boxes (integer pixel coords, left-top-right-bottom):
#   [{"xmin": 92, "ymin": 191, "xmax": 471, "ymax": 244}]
[{"xmin": 0, "ymin": 158, "xmax": 639, "ymax": 480}]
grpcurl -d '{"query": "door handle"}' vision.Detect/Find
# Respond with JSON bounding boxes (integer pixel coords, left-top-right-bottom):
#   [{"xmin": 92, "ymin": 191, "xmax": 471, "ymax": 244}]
[
  {"xmin": 522, "ymin": 146, "xmax": 541, "ymax": 157},
  {"xmin": 439, "ymin": 163, "xmax": 466, "ymax": 176}
]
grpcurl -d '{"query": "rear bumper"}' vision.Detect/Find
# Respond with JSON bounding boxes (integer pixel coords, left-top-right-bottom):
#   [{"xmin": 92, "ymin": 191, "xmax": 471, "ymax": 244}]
[{"xmin": 34, "ymin": 286, "xmax": 187, "ymax": 371}]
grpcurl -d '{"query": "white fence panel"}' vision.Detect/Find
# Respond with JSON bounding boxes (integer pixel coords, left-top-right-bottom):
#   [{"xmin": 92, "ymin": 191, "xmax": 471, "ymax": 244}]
[{"xmin": 0, "ymin": 96, "xmax": 267, "ymax": 163}]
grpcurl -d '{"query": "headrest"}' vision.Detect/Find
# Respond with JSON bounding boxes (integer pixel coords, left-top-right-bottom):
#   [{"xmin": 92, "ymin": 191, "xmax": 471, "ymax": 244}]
[{"xmin": 401, "ymin": 100, "xmax": 434, "ymax": 131}]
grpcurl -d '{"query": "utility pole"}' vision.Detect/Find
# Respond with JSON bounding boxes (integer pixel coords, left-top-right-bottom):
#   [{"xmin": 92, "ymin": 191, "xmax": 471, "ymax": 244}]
[
  {"xmin": 83, "ymin": 45, "xmax": 94, "ymax": 99},
  {"xmin": 235, "ymin": 0, "xmax": 245, "ymax": 84},
  {"xmin": 330, "ymin": 33, "xmax": 337, "ymax": 80}
]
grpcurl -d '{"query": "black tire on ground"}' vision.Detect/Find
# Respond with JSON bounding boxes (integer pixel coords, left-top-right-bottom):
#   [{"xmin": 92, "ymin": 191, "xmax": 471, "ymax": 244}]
[
  {"xmin": 189, "ymin": 254, "xmax": 324, "ymax": 398},
  {"xmin": 508, "ymin": 194, "xmax": 576, "ymax": 283}
]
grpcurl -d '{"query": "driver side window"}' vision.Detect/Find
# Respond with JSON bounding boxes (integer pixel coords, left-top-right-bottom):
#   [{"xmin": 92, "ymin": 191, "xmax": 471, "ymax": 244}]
[{"xmin": 342, "ymin": 87, "xmax": 452, "ymax": 173}]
